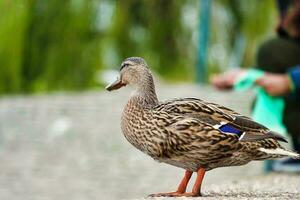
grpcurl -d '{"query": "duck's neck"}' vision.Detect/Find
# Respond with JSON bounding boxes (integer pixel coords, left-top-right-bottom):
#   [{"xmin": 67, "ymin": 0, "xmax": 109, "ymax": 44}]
[{"xmin": 131, "ymin": 72, "xmax": 158, "ymax": 107}]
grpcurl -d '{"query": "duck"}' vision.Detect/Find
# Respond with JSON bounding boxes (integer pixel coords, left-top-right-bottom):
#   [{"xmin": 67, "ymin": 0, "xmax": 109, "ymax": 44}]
[{"xmin": 106, "ymin": 57, "xmax": 299, "ymax": 197}]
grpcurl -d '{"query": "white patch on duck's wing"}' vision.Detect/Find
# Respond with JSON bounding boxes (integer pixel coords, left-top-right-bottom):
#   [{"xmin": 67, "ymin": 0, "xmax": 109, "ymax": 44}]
[
  {"xmin": 212, "ymin": 121, "xmax": 227, "ymax": 129},
  {"xmin": 238, "ymin": 132, "xmax": 246, "ymax": 141},
  {"xmin": 259, "ymin": 148, "xmax": 300, "ymax": 158}
]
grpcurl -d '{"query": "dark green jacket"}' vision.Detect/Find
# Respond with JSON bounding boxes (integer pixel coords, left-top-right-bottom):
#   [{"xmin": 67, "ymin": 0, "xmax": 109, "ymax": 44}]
[{"xmin": 256, "ymin": 37, "xmax": 300, "ymax": 136}]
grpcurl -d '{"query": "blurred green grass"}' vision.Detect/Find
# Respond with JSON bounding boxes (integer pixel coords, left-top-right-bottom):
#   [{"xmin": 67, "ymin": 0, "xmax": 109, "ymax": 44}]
[{"xmin": 0, "ymin": 0, "xmax": 276, "ymax": 94}]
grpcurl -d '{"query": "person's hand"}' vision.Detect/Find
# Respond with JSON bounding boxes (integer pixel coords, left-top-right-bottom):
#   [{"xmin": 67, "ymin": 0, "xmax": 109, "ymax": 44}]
[
  {"xmin": 255, "ymin": 73, "xmax": 291, "ymax": 96},
  {"xmin": 211, "ymin": 69, "xmax": 246, "ymax": 90}
]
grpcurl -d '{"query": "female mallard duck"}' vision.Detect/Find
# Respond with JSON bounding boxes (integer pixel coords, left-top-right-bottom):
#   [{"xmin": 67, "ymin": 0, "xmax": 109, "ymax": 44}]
[{"xmin": 106, "ymin": 57, "xmax": 299, "ymax": 197}]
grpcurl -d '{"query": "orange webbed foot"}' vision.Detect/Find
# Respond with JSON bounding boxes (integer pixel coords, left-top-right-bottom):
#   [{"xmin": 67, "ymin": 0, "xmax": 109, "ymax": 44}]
[{"xmin": 148, "ymin": 168, "xmax": 205, "ymax": 198}]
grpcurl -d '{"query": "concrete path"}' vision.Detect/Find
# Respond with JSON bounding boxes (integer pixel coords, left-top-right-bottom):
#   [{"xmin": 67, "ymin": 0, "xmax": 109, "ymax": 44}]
[{"xmin": 0, "ymin": 84, "xmax": 299, "ymax": 200}]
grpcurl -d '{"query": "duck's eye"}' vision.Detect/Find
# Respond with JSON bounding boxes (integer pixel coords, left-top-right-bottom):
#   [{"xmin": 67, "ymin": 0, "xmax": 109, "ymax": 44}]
[{"xmin": 120, "ymin": 63, "xmax": 130, "ymax": 71}]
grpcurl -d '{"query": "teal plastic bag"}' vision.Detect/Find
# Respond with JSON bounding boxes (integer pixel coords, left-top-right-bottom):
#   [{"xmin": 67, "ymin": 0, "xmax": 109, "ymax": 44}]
[{"xmin": 234, "ymin": 69, "xmax": 287, "ymax": 136}]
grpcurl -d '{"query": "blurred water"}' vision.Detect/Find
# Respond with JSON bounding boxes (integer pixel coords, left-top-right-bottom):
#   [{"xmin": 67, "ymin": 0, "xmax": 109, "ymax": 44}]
[{"xmin": 0, "ymin": 84, "xmax": 264, "ymax": 200}]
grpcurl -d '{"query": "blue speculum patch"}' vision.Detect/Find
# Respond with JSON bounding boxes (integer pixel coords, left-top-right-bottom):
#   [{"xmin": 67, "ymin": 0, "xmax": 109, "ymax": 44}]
[{"xmin": 219, "ymin": 124, "xmax": 242, "ymax": 135}]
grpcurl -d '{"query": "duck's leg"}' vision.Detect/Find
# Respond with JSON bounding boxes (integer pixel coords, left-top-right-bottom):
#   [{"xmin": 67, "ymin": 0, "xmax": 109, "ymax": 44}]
[
  {"xmin": 148, "ymin": 170, "xmax": 193, "ymax": 197},
  {"xmin": 148, "ymin": 168, "xmax": 206, "ymax": 197},
  {"xmin": 190, "ymin": 168, "xmax": 206, "ymax": 196}
]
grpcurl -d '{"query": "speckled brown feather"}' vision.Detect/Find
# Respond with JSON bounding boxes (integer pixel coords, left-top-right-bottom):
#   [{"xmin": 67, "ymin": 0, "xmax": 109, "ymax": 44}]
[
  {"xmin": 114, "ymin": 57, "xmax": 298, "ymax": 173},
  {"xmin": 121, "ymin": 95, "xmax": 288, "ymax": 171}
]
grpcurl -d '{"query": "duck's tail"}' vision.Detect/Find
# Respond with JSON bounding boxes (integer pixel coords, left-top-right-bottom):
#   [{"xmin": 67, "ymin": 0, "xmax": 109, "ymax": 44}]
[{"xmin": 259, "ymin": 147, "xmax": 300, "ymax": 159}]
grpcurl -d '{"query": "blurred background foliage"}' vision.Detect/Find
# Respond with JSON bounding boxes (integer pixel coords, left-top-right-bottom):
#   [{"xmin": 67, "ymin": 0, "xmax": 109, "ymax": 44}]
[{"xmin": 0, "ymin": 0, "xmax": 277, "ymax": 94}]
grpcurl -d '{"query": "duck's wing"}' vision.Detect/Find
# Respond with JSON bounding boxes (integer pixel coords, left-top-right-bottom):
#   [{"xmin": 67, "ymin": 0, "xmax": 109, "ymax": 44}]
[
  {"xmin": 160, "ymin": 117, "xmax": 243, "ymax": 163},
  {"xmin": 155, "ymin": 98, "xmax": 287, "ymax": 143}
]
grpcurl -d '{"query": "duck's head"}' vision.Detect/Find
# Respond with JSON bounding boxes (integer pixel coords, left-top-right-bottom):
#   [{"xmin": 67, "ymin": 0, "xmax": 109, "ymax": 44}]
[{"xmin": 106, "ymin": 57, "xmax": 150, "ymax": 91}]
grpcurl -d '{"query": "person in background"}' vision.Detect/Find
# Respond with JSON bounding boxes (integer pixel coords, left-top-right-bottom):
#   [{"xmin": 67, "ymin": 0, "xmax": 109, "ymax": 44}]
[{"xmin": 211, "ymin": 0, "xmax": 300, "ymax": 172}]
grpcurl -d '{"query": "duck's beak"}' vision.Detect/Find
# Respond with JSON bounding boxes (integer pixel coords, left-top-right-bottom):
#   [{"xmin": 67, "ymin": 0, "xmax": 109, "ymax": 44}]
[{"xmin": 105, "ymin": 77, "xmax": 126, "ymax": 91}]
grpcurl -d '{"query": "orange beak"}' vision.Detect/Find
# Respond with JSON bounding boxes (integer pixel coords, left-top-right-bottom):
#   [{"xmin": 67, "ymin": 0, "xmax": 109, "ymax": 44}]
[{"xmin": 105, "ymin": 77, "xmax": 126, "ymax": 91}]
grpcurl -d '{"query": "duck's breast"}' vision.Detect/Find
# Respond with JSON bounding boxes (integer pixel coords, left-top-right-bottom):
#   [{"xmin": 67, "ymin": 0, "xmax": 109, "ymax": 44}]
[{"xmin": 121, "ymin": 104, "xmax": 166, "ymax": 158}]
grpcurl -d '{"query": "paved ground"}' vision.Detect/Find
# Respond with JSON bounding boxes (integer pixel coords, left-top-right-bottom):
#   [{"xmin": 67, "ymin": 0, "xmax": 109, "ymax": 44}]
[
  {"xmin": 0, "ymin": 83, "xmax": 299, "ymax": 200},
  {"xmin": 143, "ymin": 173, "xmax": 300, "ymax": 200}
]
